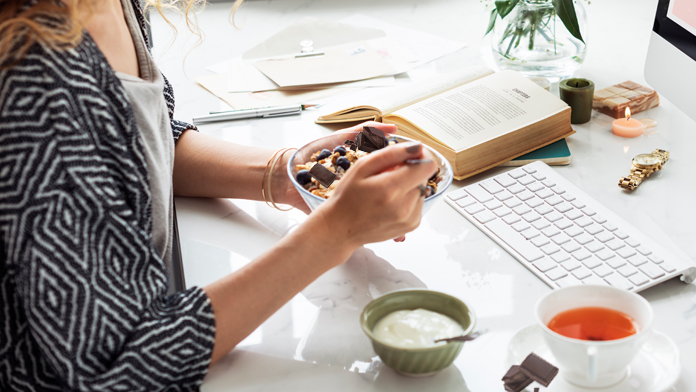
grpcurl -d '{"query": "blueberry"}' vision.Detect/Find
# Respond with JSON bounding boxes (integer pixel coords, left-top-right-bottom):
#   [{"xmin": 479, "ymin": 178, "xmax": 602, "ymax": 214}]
[
  {"xmin": 384, "ymin": 137, "xmax": 391, "ymax": 146},
  {"xmin": 296, "ymin": 170, "xmax": 312, "ymax": 186},
  {"xmin": 336, "ymin": 156, "xmax": 350, "ymax": 171},
  {"xmin": 317, "ymin": 149, "xmax": 332, "ymax": 161},
  {"xmin": 427, "ymin": 186, "xmax": 436, "ymax": 197},
  {"xmin": 333, "ymin": 146, "xmax": 347, "ymax": 156}
]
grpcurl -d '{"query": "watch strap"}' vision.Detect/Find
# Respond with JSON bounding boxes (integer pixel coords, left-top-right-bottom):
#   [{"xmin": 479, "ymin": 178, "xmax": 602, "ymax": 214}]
[{"xmin": 619, "ymin": 167, "xmax": 647, "ymax": 190}]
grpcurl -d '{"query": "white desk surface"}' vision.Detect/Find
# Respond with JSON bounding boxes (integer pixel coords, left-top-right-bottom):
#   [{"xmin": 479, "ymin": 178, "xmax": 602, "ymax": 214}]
[{"xmin": 150, "ymin": 0, "xmax": 696, "ymax": 390}]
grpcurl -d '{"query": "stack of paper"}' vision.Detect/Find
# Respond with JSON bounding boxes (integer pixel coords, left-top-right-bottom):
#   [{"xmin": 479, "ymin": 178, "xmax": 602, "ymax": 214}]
[{"xmin": 196, "ymin": 14, "xmax": 467, "ymax": 110}]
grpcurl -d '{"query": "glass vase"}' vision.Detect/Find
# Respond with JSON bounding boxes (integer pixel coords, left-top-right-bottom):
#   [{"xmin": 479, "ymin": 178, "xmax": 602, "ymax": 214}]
[{"xmin": 491, "ymin": 0, "xmax": 588, "ymax": 80}]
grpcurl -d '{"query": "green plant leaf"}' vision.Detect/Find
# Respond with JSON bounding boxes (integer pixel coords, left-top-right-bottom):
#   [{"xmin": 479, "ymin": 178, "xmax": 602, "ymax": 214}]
[
  {"xmin": 485, "ymin": 8, "xmax": 498, "ymax": 36},
  {"xmin": 552, "ymin": 0, "xmax": 585, "ymax": 43},
  {"xmin": 495, "ymin": 0, "xmax": 520, "ymax": 19}
]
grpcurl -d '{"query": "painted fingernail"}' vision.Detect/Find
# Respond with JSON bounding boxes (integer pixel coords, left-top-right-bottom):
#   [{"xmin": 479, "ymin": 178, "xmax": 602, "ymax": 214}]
[{"xmin": 405, "ymin": 142, "xmax": 422, "ymax": 153}]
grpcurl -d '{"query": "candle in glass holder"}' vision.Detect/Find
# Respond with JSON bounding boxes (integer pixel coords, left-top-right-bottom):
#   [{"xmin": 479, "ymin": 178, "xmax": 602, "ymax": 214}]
[
  {"xmin": 612, "ymin": 108, "xmax": 644, "ymax": 138},
  {"xmin": 559, "ymin": 78, "xmax": 595, "ymax": 124}
]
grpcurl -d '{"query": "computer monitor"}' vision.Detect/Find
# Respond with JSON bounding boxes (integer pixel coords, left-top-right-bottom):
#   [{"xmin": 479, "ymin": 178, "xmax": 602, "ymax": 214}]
[{"xmin": 645, "ymin": 0, "xmax": 696, "ymax": 120}]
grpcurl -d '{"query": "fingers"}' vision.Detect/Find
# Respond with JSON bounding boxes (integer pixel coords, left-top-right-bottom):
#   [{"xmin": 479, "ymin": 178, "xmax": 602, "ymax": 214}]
[
  {"xmin": 373, "ymin": 148, "xmax": 438, "ymax": 190},
  {"xmin": 351, "ymin": 142, "xmax": 425, "ymax": 178},
  {"xmin": 335, "ymin": 120, "xmax": 398, "ymax": 135}
]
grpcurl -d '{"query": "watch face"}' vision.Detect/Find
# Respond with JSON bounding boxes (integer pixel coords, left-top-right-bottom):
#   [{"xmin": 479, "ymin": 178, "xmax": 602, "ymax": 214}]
[{"xmin": 633, "ymin": 154, "xmax": 661, "ymax": 166}]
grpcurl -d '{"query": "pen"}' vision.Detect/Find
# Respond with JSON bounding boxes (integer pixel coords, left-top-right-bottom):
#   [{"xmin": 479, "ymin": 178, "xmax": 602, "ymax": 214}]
[{"xmin": 192, "ymin": 104, "xmax": 318, "ymax": 125}]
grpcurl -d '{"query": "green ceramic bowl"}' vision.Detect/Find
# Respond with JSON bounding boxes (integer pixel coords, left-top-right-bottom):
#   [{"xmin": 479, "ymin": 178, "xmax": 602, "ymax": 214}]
[{"xmin": 360, "ymin": 289, "xmax": 476, "ymax": 377}]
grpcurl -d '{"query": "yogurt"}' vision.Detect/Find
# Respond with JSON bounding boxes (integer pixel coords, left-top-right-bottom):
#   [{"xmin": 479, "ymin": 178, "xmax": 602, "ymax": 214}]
[{"xmin": 373, "ymin": 309, "xmax": 465, "ymax": 348}]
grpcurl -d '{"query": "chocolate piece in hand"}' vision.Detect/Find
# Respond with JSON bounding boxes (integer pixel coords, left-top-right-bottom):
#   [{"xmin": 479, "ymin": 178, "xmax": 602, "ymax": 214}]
[
  {"xmin": 519, "ymin": 353, "xmax": 558, "ymax": 387},
  {"xmin": 344, "ymin": 140, "xmax": 358, "ymax": 151},
  {"xmin": 502, "ymin": 365, "xmax": 533, "ymax": 392},
  {"xmin": 309, "ymin": 164, "xmax": 336, "ymax": 188},
  {"xmin": 362, "ymin": 126, "xmax": 386, "ymax": 149}
]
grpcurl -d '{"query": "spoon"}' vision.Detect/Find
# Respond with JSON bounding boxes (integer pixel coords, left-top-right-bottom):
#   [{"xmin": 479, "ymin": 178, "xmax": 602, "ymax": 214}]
[{"xmin": 435, "ymin": 330, "xmax": 487, "ymax": 343}]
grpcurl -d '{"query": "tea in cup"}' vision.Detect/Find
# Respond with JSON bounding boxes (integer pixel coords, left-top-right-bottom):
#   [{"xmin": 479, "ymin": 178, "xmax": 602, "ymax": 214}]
[{"xmin": 535, "ymin": 285, "xmax": 653, "ymax": 388}]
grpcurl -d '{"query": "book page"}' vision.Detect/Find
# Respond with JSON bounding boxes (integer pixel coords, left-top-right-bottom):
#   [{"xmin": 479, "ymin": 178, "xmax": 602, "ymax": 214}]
[
  {"xmin": 364, "ymin": 65, "xmax": 494, "ymax": 115},
  {"xmin": 389, "ymin": 71, "xmax": 568, "ymax": 151}
]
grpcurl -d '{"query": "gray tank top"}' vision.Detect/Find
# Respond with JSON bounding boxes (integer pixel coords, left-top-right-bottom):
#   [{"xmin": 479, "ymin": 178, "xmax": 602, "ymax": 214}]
[{"xmin": 116, "ymin": 0, "xmax": 176, "ymax": 289}]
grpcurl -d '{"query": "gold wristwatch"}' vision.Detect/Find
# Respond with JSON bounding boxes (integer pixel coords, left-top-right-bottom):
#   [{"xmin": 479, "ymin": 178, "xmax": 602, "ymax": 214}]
[{"xmin": 618, "ymin": 149, "xmax": 670, "ymax": 190}]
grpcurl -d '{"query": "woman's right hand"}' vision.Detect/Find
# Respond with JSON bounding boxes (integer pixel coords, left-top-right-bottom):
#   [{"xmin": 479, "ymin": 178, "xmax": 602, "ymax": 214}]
[{"xmin": 310, "ymin": 141, "xmax": 438, "ymax": 256}]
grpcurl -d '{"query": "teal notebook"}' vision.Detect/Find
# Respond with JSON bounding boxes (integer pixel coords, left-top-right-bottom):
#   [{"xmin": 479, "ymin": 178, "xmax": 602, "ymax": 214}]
[{"xmin": 499, "ymin": 138, "xmax": 571, "ymax": 167}]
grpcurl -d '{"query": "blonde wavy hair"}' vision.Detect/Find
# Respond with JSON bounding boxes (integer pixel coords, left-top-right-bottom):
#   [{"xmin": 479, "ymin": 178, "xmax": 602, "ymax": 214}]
[{"xmin": 0, "ymin": 0, "xmax": 243, "ymax": 68}]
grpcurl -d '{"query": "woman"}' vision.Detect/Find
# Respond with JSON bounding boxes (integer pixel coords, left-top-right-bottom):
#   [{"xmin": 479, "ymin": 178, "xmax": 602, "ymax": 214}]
[{"xmin": 0, "ymin": 0, "xmax": 436, "ymax": 390}]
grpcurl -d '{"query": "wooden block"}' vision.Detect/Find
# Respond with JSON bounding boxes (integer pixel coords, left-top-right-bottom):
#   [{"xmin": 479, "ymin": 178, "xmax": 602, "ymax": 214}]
[{"xmin": 592, "ymin": 80, "xmax": 660, "ymax": 118}]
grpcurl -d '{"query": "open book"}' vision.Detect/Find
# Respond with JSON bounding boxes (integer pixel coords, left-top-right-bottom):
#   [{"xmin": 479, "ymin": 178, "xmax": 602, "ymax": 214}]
[{"xmin": 316, "ymin": 66, "xmax": 574, "ymax": 180}]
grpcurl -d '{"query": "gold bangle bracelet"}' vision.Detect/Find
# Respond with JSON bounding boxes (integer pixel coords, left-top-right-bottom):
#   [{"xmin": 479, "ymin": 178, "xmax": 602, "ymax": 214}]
[{"xmin": 261, "ymin": 147, "xmax": 296, "ymax": 211}]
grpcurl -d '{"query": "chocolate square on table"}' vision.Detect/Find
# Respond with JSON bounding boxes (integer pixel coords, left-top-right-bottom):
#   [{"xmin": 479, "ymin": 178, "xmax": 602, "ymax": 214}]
[
  {"xmin": 309, "ymin": 163, "xmax": 336, "ymax": 188},
  {"xmin": 519, "ymin": 353, "xmax": 558, "ymax": 387},
  {"xmin": 502, "ymin": 365, "xmax": 534, "ymax": 392}
]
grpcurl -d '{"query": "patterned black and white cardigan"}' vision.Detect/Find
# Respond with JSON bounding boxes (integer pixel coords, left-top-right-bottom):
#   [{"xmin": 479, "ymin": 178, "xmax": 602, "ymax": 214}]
[{"xmin": 0, "ymin": 2, "xmax": 216, "ymax": 391}]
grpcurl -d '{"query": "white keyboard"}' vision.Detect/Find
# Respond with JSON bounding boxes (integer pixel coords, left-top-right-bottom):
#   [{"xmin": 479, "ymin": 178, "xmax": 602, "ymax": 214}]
[{"xmin": 445, "ymin": 161, "xmax": 696, "ymax": 292}]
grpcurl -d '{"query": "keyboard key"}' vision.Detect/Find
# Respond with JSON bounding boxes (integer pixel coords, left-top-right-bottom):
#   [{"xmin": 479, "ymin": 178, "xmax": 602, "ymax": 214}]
[
  {"xmin": 512, "ymin": 221, "xmax": 530, "ymax": 232},
  {"xmin": 532, "ymin": 236, "xmax": 550, "ymax": 247},
  {"xmin": 585, "ymin": 241, "xmax": 604, "ymax": 253},
  {"xmin": 532, "ymin": 173, "xmax": 546, "ymax": 181},
  {"xmin": 504, "ymin": 198, "xmax": 522, "ymax": 209},
  {"xmin": 582, "ymin": 208, "xmax": 596, "ymax": 216},
  {"xmin": 541, "ymin": 244, "xmax": 560, "ymax": 255},
  {"xmin": 517, "ymin": 190, "xmax": 535, "ymax": 201},
  {"xmin": 617, "ymin": 265, "xmax": 638, "ymax": 277},
  {"xmin": 456, "ymin": 197, "xmax": 476, "ymax": 208},
  {"xmin": 554, "ymin": 219, "xmax": 573, "ymax": 230},
  {"xmin": 625, "ymin": 238, "xmax": 640, "ymax": 248},
  {"xmin": 507, "ymin": 183, "xmax": 525, "ymax": 194},
  {"xmin": 573, "ymin": 249, "xmax": 593, "ymax": 261},
  {"xmin": 484, "ymin": 199, "xmax": 503, "ymax": 210},
  {"xmin": 585, "ymin": 224, "xmax": 603, "ymax": 235},
  {"xmin": 640, "ymin": 264, "xmax": 665, "ymax": 279},
  {"xmin": 494, "ymin": 207, "xmax": 512, "ymax": 217},
  {"xmin": 551, "ymin": 233, "xmax": 571, "ymax": 245},
  {"xmin": 466, "ymin": 185, "xmax": 494, "ymax": 203},
  {"xmin": 561, "ymin": 259, "xmax": 581, "ymax": 271},
  {"xmin": 617, "ymin": 247, "xmax": 636, "ymax": 259},
  {"xmin": 495, "ymin": 174, "xmax": 517, "ymax": 187},
  {"xmin": 606, "ymin": 239, "xmax": 625, "ymax": 251},
  {"xmin": 521, "ymin": 228, "xmax": 540, "ymax": 240},
  {"xmin": 629, "ymin": 274, "xmax": 649, "ymax": 287},
  {"xmin": 533, "ymin": 258, "xmax": 557, "ymax": 272},
  {"xmin": 561, "ymin": 193, "xmax": 575, "ymax": 201},
  {"xmin": 583, "ymin": 275, "xmax": 609, "ymax": 286},
  {"xmin": 660, "ymin": 263, "xmax": 676, "ymax": 273},
  {"xmin": 509, "ymin": 168, "xmax": 527, "ymax": 179},
  {"xmin": 575, "ymin": 233, "xmax": 593, "ymax": 245},
  {"xmin": 552, "ymin": 252, "xmax": 571, "ymax": 263},
  {"xmin": 573, "ymin": 268, "xmax": 592, "ymax": 280},
  {"xmin": 526, "ymin": 197, "xmax": 544, "ymax": 208},
  {"xmin": 474, "ymin": 210, "xmax": 496, "ymax": 224},
  {"xmin": 555, "ymin": 203, "xmax": 573, "ymax": 213},
  {"xmin": 607, "ymin": 258, "xmax": 627, "ymax": 269},
  {"xmin": 556, "ymin": 275, "xmax": 583, "ymax": 288},
  {"xmin": 485, "ymin": 219, "xmax": 544, "ymax": 262},
  {"xmin": 481, "ymin": 179, "xmax": 504, "ymax": 194},
  {"xmin": 535, "ymin": 205, "xmax": 553, "ymax": 215},
  {"xmin": 571, "ymin": 200, "xmax": 586, "ymax": 209},
  {"xmin": 513, "ymin": 205, "xmax": 531, "ymax": 215},
  {"xmin": 503, "ymin": 214, "xmax": 521, "ymax": 226},
  {"xmin": 595, "ymin": 231, "xmax": 614, "ymax": 243},
  {"xmin": 527, "ymin": 182, "xmax": 544, "ymax": 192},
  {"xmin": 636, "ymin": 246, "xmax": 652, "ymax": 256},
  {"xmin": 518, "ymin": 176, "xmax": 535, "ymax": 186},
  {"xmin": 546, "ymin": 268, "xmax": 568, "ymax": 281},
  {"xmin": 495, "ymin": 191, "xmax": 514, "ymax": 201},
  {"xmin": 627, "ymin": 255, "xmax": 648, "ymax": 267},
  {"xmin": 448, "ymin": 188, "xmax": 468, "ymax": 201},
  {"xmin": 523, "ymin": 166, "xmax": 537, "ymax": 174},
  {"xmin": 604, "ymin": 274, "xmax": 633, "ymax": 291},
  {"xmin": 592, "ymin": 215, "xmax": 607, "ymax": 224},
  {"xmin": 565, "ymin": 210, "xmax": 583, "ymax": 220},
  {"xmin": 581, "ymin": 255, "xmax": 601, "ymax": 268},
  {"xmin": 522, "ymin": 212, "xmax": 541, "ymax": 223},
  {"xmin": 612, "ymin": 231, "xmax": 628, "ymax": 240},
  {"xmin": 545, "ymin": 194, "xmax": 563, "ymax": 204},
  {"xmin": 595, "ymin": 249, "xmax": 615, "ymax": 261},
  {"xmin": 648, "ymin": 255, "xmax": 664, "ymax": 264},
  {"xmin": 551, "ymin": 185, "xmax": 566, "ymax": 194},
  {"xmin": 565, "ymin": 226, "xmax": 584, "ymax": 237},
  {"xmin": 545, "ymin": 211, "xmax": 563, "ymax": 222},
  {"xmin": 532, "ymin": 220, "xmax": 550, "ymax": 230},
  {"xmin": 542, "ymin": 179, "xmax": 556, "ymax": 187},
  {"xmin": 562, "ymin": 241, "xmax": 581, "ymax": 253},
  {"xmin": 594, "ymin": 265, "xmax": 614, "ymax": 278},
  {"xmin": 603, "ymin": 222, "xmax": 618, "ymax": 232},
  {"xmin": 465, "ymin": 203, "xmax": 485, "ymax": 215},
  {"xmin": 541, "ymin": 226, "xmax": 561, "ymax": 237},
  {"xmin": 536, "ymin": 189, "xmax": 554, "ymax": 199},
  {"xmin": 575, "ymin": 216, "xmax": 594, "ymax": 228}
]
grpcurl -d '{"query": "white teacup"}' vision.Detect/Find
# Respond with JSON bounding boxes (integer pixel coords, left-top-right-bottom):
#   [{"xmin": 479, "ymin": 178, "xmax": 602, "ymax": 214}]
[{"xmin": 535, "ymin": 285, "xmax": 653, "ymax": 388}]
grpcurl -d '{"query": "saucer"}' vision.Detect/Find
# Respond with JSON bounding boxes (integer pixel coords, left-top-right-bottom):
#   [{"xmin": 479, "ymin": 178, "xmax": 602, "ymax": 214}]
[{"xmin": 507, "ymin": 325, "xmax": 680, "ymax": 392}]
